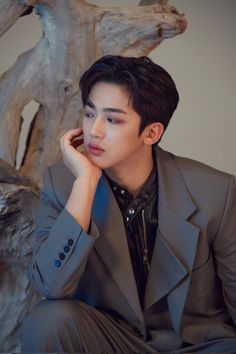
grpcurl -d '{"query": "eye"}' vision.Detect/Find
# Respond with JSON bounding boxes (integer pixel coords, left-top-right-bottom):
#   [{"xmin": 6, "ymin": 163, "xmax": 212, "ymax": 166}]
[
  {"xmin": 84, "ymin": 112, "xmax": 94, "ymax": 118},
  {"xmin": 107, "ymin": 117, "xmax": 121, "ymax": 124}
]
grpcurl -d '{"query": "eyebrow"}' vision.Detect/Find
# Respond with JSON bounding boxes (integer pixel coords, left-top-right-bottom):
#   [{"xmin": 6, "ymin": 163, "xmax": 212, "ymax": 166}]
[{"xmin": 85, "ymin": 98, "xmax": 127, "ymax": 114}]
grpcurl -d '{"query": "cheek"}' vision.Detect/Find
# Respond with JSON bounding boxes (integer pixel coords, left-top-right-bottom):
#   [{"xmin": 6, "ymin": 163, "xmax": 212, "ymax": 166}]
[
  {"xmin": 110, "ymin": 137, "xmax": 138, "ymax": 158},
  {"xmin": 82, "ymin": 120, "xmax": 90, "ymax": 138},
  {"xmin": 121, "ymin": 129, "xmax": 141, "ymax": 147},
  {"xmin": 110, "ymin": 126, "xmax": 138, "ymax": 141}
]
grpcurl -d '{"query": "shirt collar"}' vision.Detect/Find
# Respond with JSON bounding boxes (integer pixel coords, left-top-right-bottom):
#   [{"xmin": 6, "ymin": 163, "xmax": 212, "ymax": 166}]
[{"xmin": 106, "ymin": 163, "xmax": 158, "ymax": 223}]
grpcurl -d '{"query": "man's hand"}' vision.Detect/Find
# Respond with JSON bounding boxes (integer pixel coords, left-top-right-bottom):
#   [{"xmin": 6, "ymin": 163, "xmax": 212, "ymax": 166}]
[
  {"xmin": 60, "ymin": 128, "xmax": 102, "ymax": 180},
  {"xmin": 60, "ymin": 128, "xmax": 102, "ymax": 230}
]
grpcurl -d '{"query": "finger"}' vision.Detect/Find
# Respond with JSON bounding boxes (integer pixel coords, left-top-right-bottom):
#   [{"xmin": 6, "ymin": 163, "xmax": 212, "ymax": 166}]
[
  {"xmin": 61, "ymin": 128, "xmax": 83, "ymax": 148},
  {"xmin": 71, "ymin": 137, "xmax": 83, "ymax": 149},
  {"xmin": 65, "ymin": 128, "xmax": 83, "ymax": 141}
]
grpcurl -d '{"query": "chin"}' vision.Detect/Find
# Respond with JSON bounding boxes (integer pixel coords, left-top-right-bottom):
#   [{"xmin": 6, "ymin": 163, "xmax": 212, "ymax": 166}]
[{"xmin": 89, "ymin": 157, "xmax": 108, "ymax": 170}]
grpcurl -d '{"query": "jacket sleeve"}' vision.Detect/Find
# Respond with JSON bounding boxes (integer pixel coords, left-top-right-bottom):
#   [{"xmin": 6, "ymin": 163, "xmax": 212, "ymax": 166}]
[
  {"xmin": 28, "ymin": 166, "xmax": 99, "ymax": 299},
  {"xmin": 213, "ymin": 174, "xmax": 236, "ymax": 326}
]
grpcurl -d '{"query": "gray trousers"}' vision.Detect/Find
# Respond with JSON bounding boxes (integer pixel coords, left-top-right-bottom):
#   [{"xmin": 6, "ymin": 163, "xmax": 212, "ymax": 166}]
[
  {"xmin": 20, "ymin": 299, "xmax": 236, "ymax": 353},
  {"xmin": 20, "ymin": 299, "xmax": 156, "ymax": 353}
]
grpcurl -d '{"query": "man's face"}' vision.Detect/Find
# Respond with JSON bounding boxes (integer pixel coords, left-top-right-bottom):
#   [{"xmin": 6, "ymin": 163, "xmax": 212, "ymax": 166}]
[{"xmin": 82, "ymin": 81, "xmax": 149, "ymax": 172}]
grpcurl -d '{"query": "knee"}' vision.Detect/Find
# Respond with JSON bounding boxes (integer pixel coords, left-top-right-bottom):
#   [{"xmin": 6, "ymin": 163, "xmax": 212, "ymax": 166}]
[{"xmin": 21, "ymin": 299, "xmax": 84, "ymax": 352}]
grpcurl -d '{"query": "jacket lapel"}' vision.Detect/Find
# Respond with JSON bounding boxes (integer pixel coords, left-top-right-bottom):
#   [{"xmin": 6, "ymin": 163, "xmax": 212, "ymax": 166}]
[
  {"xmin": 92, "ymin": 175, "xmax": 143, "ymax": 323},
  {"xmin": 144, "ymin": 147, "xmax": 200, "ymax": 333}
]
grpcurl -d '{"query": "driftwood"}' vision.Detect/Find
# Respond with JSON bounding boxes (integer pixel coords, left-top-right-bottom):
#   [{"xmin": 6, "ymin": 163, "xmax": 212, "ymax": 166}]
[
  {"xmin": 0, "ymin": 0, "xmax": 187, "ymax": 351},
  {"xmin": 0, "ymin": 160, "xmax": 40, "ymax": 351}
]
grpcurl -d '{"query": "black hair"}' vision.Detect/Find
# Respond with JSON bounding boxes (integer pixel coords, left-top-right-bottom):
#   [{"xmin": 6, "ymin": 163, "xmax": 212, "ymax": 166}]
[{"xmin": 79, "ymin": 55, "xmax": 179, "ymax": 135}]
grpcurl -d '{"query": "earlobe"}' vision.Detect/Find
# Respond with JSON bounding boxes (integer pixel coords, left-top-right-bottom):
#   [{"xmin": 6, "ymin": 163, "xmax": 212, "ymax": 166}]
[{"xmin": 144, "ymin": 122, "xmax": 164, "ymax": 145}]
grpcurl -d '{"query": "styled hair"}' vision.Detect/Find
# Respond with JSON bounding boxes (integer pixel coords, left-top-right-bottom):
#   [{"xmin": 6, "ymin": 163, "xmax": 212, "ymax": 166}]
[{"xmin": 79, "ymin": 55, "xmax": 179, "ymax": 134}]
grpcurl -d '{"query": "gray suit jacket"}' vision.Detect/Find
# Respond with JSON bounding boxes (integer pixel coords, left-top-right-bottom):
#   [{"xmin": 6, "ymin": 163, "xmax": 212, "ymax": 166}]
[{"xmin": 29, "ymin": 147, "xmax": 236, "ymax": 349}]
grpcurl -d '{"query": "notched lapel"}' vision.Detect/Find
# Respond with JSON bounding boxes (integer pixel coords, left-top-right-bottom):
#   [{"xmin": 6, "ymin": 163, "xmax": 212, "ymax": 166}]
[
  {"xmin": 144, "ymin": 227, "xmax": 188, "ymax": 310},
  {"xmin": 160, "ymin": 207, "xmax": 199, "ymax": 333},
  {"xmin": 143, "ymin": 148, "xmax": 200, "ymax": 332},
  {"xmin": 92, "ymin": 175, "xmax": 143, "ymax": 323}
]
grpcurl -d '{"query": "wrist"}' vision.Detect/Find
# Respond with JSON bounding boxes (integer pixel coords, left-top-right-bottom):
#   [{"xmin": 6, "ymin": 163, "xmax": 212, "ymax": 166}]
[
  {"xmin": 72, "ymin": 175, "xmax": 100, "ymax": 195},
  {"xmin": 66, "ymin": 175, "xmax": 100, "ymax": 231},
  {"xmin": 74, "ymin": 171, "xmax": 101, "ymax": 184}
]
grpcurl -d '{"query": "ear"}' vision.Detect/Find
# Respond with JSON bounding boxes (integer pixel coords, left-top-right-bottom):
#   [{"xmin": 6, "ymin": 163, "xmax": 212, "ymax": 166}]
[{"xmin": 142, "ymin": 122, "xmax": 164, "ymax": 145}]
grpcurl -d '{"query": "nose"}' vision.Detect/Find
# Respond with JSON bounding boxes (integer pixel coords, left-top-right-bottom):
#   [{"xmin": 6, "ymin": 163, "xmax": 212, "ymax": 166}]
[{"xmin": 90, "ymin": 116, "xmax": 105, "ymax": 139}]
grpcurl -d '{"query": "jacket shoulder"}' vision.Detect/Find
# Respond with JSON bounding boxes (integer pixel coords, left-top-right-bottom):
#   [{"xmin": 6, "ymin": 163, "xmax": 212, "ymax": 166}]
[
  {"xmin": 174, "ymin": 155, "xmax": 232, "ymax": 179},
  {"xmin": 43, "ymin": 160, "xmax": 75, "ymax": 206},
  {"xmin": 48, "ymin": 159, "xmax": 74, "ymax": 179},
  {"xmin": 156, "ymin": 147, "xmax": 235, "ymax": 210},
  {"xmin": 158, "ymin": 147, "xmax": 233, "ymax": 180}
]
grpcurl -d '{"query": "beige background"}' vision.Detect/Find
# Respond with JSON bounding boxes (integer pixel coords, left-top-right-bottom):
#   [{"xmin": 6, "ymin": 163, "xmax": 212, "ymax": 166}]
[{"xmin": 0, "ymin": 0, "xmax": 235, "ymax": 176}]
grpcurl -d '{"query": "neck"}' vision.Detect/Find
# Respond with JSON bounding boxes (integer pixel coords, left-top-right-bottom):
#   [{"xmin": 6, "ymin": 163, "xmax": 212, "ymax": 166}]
[{"xmin": 105, "ymin": 147, "xmax": 154, "ymax": 198}]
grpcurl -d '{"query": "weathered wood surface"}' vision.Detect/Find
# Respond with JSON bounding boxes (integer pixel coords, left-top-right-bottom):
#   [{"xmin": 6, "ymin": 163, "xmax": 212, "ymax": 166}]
[
  {"xmin": 0, "ymin": 0, "xmax": 29, "ymax": 36},
  {"xmin": 139, "ymin": 0, "xmax": 168, "ymax": 4},
  {"xmin": 0, "ymin": 160, "xmax": 40, "ymax": 352},
  {"xmin": 0, "ymin": 0, "xmax": 187, "ymax": 351}
]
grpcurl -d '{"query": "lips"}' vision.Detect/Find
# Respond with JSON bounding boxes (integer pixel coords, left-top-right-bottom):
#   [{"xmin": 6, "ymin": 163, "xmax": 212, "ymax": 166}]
[{"xmin": 87, "ymin": 143, "xmax": 105, "ymax": 156}]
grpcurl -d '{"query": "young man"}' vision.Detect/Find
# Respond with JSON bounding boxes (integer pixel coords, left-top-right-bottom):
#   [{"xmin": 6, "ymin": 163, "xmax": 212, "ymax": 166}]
[{"xmin": 21, "ymin": 55, "xmax": 236, "ymax": 353}]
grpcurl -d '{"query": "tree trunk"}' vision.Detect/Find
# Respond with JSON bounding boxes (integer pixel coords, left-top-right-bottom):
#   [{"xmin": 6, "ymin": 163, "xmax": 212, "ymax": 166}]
[{"xmin": 0, "ymin": 0, "xmax": 187, "ymax": 351}]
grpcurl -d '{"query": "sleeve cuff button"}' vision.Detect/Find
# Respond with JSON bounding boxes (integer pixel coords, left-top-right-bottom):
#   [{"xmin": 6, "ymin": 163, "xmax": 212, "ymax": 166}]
[
  {"xmin": 54, "ymin": 259, "xmax": 62, "ymax": 268},
  {"xmin": 59, "ymin": 252, "xmax": 65, "ymax": 260},
  {"xmin": 64, "ymin": 245, "xmax": 70, "ymax": 253},
  {"xmin": 68, "ymin": 239, "xmax": 74, "ymax": 246}
]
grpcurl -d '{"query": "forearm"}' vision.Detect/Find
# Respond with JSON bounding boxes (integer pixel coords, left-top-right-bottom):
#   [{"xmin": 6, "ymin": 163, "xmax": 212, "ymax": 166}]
[
  {"xmin": 65, "ymin": 175, "xmax": 100, "ymax": 232},
  {"xmin": 30, "ymin": 207, "xmax": 100, "ymax": 299},
  {"xmin": 29, "ymin": 165, "xmax": 100, "ymax": 299},
  {"xmin": 30, "ymin": 123, "xmax": 103, "ymax": 297}
]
